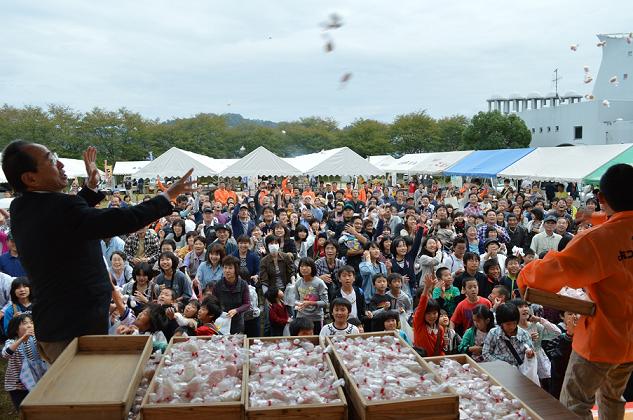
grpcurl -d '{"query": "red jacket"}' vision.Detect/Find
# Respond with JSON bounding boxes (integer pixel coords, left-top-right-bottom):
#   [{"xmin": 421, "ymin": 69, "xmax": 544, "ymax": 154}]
[
  {"xmin": 269, "ymin": 303, "xmax": 289, "ymax": 326},
  {"xmin": 413, "ymin": 294, "xmax": 444, "ymax": 356}
]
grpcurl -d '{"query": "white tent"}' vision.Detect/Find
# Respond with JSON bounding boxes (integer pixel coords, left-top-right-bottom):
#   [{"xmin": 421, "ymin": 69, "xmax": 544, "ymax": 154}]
[
  {"xmin": 132, "ymin": 147, "xmax": 220, "ymax": 178},
  {"xmin": 498, "ymin": 144, "xmax": 633, "ymax": 182},
  {"xmin": 406, "ymin": 150, "xmax": 474, "ymax": 175},
  {"xmin": 384, "ymin": 151, "xmax": 473, "ymax": 175},
  {"xmin": 221, "ymin": 146, "xmax": 302, "ymax": 177},
  {"xmin": 213, "ymin": 159, "xmax": 239, "ymax": 173},
  {"xmin": 285, "ymin": 147, "xmax": 384, "ymax": 176},
  {"xmin": 367, "ymin": 155, "xmax": 398, "ymax": 171},
  {"xmin": 113, "ymin": 161, "xmax": 150, "ymax": 176}
]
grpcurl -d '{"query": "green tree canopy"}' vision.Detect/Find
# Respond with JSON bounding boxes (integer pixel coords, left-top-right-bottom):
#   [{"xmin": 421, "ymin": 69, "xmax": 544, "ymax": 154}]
[{"xmin": 461, "ymin": 111, "xmax": 531, "ymax": 150}]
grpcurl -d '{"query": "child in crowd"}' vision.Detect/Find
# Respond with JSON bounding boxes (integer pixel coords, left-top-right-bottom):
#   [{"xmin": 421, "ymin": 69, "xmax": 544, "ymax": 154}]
[
  {"xmin": 458, "ymin": 304, "xmax": 495, "ymax": 362},
  {"xmin": 379, "ymin": 310, "xmax": 410, "ymax": 345},
  {"xmin": 482, "ymin": 302, "xmax": 535, "ymax": 367},
  {"xmin": 319, "ymin": 298, "xmax": 360, "ymax": 341},
  {"xmin": 195, "ymin": 296, "xmax": 223, "ymax": 336},
  {"xmin": 513, "ymin": 299, "xmax": 561, "ymax": 385},
  {"xmin": 293, "ymin": 257, "xmax": 329, "ymax": 335},
  {"xmin": 367, "ymin": 273, "xmax": 391, "ymax": 316},
  {"xmin": 450, "ymin": 277, "xmax": 492, "ymax": 335},
  {"xmin": 334, "ymin": 265, "xmax": 371, "ymax": 324},
  {"xmin": 348, "ymin": 317, "xmax": 364, "ymax": 333},
  {"xmin": 432, "ymin": 267, "xmax": 460, "ymax": 316},
  {"xmin": 489, "ymin": 285, "xmax": 511, "ymax": 312},
  {"xmin": 522, "ymin": 248, "xmax": 536, "ymax": 266},
  {"xmin": 173, "ymin": 299, "xmax": 200, "ymax": 335},
  {"xmin": 501, "ymin": 255, "xmax": 522, "ymax": 298},
  {"xmin": 439, "ymin": 309, "xmax": 461, "ymax": 354},
  {"xmin": 265, "ymin": 287, "xmax": 289, "ymax": 337},
  {"xmin": 386, "ymin": 273, "xmax": 412, "ymax": 317},
  {"xmin": 2, "ymin": 314, "xmax": 47, "ymax": 410},
  {"xmin": 549, "ymin": 311, "xmax": 579, "ymax": 399},
  {"xmin": 288, "ymin": 317, "xmax": 314, "ymax": 336},
  {"xmin": 412, "ymin": 274, "xmax": 444, "ymax": 357},
  {"xmin": 481, "ymin": 258, "xmax": 503, "ymax": 299}
]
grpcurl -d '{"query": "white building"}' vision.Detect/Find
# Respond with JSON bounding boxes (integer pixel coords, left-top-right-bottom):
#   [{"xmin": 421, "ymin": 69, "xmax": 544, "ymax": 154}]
[{"xmin": 487, "ymin": 33, "xmax": 633, "ymax": 147}]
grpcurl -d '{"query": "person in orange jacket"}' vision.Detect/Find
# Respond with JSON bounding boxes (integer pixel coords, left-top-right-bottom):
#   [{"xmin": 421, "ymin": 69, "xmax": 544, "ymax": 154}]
[
  {"xmin": 518, "ymin": 164, "xmax": 633, "ymax": 420},
  {"xmin": 412, "ymin": 274, "xmax": 444, "ymax": 357}
]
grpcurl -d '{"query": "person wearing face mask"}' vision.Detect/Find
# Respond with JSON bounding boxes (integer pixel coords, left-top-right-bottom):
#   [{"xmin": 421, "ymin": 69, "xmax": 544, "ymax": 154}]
[{"xmin": 258, "ymin": 235, "xmax": 296, "ymax": 336}]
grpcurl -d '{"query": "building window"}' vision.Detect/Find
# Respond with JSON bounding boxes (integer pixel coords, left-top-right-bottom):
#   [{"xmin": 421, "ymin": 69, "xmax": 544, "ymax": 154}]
[
  {"xmin": 555, "ymin": 126, "xmax": 559, "ymax": 132},
  {"xmin": 539, "ymin": 127, "xmax": 543, "ymax": 133},
  {"xmin": 574, "ymin": 126, "xmax": 583, "ymax": 139},
  {"xmin": 629, "ymin": 51, "xmax": 632, "ymax": 57},
  {"xmin": 531, "ymin": 128, "xmax": 535, "ymax": 134},
  {"xmin": 625, "ymin": 73, "xmax": 629, "ymax": 80},
  {"xmin": 547, "ymin": 127, "xmax": 551, "ymax": 132}
]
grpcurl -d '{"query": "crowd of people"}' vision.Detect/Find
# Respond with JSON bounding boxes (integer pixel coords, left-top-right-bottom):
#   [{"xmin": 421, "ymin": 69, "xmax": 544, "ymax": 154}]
[{"xmin": 1, "ymin": 168, "xmax": 631, "ymax": 414}]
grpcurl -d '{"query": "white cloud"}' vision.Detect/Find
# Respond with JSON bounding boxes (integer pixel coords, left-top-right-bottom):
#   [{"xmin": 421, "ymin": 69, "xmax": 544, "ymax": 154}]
[{"xmin": 1, "ymin": 0, "xmax": 631, "ymax": 125}]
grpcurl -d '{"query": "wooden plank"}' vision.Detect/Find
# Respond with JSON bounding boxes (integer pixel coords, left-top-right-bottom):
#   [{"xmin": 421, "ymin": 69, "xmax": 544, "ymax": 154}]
[
  {"xmin": 480, "ymin": 360, "xmax": 581, "ymax": 420},
  {"xmin": 21, "ymin": 335, "xmax": 152, "ymax": 420},
  {"xmin": 141, "ymin": 335, "xmax": 246, "ymax": 420},
  {"xmin": 425, "ymin": 354, "xmax": 543, "ymax": 420},
  {"xmin": 245, "ymin": 336, "xmax": 347, "ymax": 420},
  {"xmin": 326, "ymin": 332, "xmax": 459, "ymax": 420},
  {"xmin": 523, "ymin": 288, "xmax": 595, "ymax": 316}
]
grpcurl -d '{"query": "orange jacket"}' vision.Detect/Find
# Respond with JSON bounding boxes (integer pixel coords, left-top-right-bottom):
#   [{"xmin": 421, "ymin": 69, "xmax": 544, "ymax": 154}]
[
  {"xmin": 214, "ymin": 188, "xmax": 230, "ymax": 205},
  {"xmin": 343, "ymin": 188, "xmax": 354, "ymax": 201},
  {"xmin": 518, "ymin": 210, "xmax": 633, "ymax": 364}
]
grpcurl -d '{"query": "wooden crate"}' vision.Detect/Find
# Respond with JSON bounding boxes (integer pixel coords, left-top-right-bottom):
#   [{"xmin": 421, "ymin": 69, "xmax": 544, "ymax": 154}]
[
  {"xmin": 141, "ymin": 335, "xmax": 247, "ymax": 420},
  {"xmin": 524, "ymin": 287, "xmax": 596, "ymax": 316},
  {"xmin": 21, "ymin": 335, "xmax": 152, "ymax": 420},
  {"xmin": 327, "ymin": 332, "xmax": 459, "ymax": 420},
  {"xmin": 244, "ymin": 336, "xmax": 347, "ymax": 420},
  {"xmin": 425, "ymin": 354, "xmax": 544, "ymax": 420}
]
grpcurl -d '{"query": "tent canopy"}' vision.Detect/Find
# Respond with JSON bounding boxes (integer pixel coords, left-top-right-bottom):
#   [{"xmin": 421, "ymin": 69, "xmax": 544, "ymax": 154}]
[
  {"xmin": 367, "ymin": 155, "xmax": 398, "ymax": 171},
  {"xmin": 285, "ymin": 147, "xmax": 384, "ymax": 176},
  {"xmin": 583, "ymin": 145, "xmax": 633, "ymax": 184},
  {"xmin": 499, "ymin": 144, "xmax": 633, "ymax": 182},
  {"xmin": 113, "ymin": 161, "xmax": 150, "ymax": 176},
  {"xmin": 391, "ymin": 150, "xmax": 474, "ymax": 175},
  {"xmin": 221, "ymin": 146, "xmax": 302, "ymax": 177},
  {"xmin": 132, "ymin": 147, "xmax": 220, "ymax": 178},
  {"xmin": 444, "ymin": 148, "xmax": 535, "ymax": 178}
]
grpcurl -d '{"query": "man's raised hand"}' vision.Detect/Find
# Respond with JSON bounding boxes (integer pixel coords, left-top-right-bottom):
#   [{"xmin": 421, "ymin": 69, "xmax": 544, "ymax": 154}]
[
  {"xmin": 83, "ymin": 146, "xmax": 101, "ymax": 189},
  {"xmin": 165, "ymin": 168, "xmax": 195, "ymax": 201}
]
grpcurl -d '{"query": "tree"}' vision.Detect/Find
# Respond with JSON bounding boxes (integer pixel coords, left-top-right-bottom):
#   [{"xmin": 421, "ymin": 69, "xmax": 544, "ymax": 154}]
[
  {"xmin": 340, "ymin": 119, "xmax": 392, "ymax": 157},
  {"xmin": 389, "ymin": 111, "xmax": 439, "ymax": 155},
  {"xmin": 461, "ymin": 111, "xmax": 531, "ymax": 150},
  {"xmin": 436, "ymin": 115, "xmax": 469, "ymax": 151}
]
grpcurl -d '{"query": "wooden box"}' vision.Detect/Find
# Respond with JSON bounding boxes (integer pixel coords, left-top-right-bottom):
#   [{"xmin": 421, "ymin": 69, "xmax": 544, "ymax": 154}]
[
  {"xmin": 327, "ymin": 332, "xmax": 459, "ymax": 420},
  {"xmin": 245, "ymin": 336, "xmax": 347, "ymax": 420},
  {"xmin": 141, "ymin": 335, "xmax": 247, "ymax": 420},
  {"xmin": 425, "ymin": 354, "xmax": 543, "ymax": 420},
  {"xmin": 20, "ymin": 335, "xmax": 153, "ymax": 420},
  {"xmin": 524, "ymin": 287, "xmax": 596, "ymax": 316}
]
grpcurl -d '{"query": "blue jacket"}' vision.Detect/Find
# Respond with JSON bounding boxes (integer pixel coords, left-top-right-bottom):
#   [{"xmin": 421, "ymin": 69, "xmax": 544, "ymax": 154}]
[
  {"xmin": 231, "ymin": 249, "xmax": 261, "ymax": 277},
  {"xmin": 231, "ymin": 201, "xmax": 256, "ymax": 238}
]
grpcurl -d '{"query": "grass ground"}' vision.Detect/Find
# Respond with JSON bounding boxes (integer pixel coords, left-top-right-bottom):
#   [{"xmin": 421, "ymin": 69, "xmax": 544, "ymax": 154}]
[{"xmin": 0, "ymin": 358, "xmax": 18, "ymax": 420}]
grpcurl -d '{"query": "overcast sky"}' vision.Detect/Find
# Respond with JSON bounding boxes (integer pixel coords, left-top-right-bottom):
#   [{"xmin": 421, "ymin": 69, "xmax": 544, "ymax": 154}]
[{"xmin": 1, "ymin": 0, "xmax": 631, "ymax": 126}]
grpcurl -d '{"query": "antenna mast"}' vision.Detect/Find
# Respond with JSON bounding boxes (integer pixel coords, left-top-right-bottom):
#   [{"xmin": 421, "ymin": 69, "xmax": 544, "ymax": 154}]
[{"xmin": 552, "ymin": 68, "xmax": 562, "ymax": 98}]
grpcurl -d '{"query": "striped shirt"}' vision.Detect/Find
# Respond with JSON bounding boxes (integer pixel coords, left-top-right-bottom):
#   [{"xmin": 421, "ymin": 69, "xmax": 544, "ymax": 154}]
[{"xmin": 2, "ymin": 337, "xmax": 38, "ymax": 391}]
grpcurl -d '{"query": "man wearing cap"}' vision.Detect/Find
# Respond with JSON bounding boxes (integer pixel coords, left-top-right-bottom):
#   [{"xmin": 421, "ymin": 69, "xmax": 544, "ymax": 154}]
[
  {"xmin": 346, "ymin": 190, "xmax": 365, "ymax": 214},
  {"xmin": 333, "ymin": 203, "xmax": 357, "ymax": 239},
  {"xmin": 0, "ymin": 233, "xmax": 26, "ymax": 277},
  {"xmin": 529, "ymin": 214, "xmax": 562, "ymax": 255},
  {"xmin": 231, "ymin": 198, "xmax": 255, "ymax": 238},
  {"xmin": 198, "ymin": 205, "xmax": 217, "ymax": 245},
  {"xmin": 213, "ymin": 223, "xmax": 238, "ymax": 256}
]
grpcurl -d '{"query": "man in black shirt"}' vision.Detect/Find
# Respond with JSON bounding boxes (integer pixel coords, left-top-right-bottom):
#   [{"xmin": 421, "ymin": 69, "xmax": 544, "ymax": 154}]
[{"xmin": 3, "ymin": 141, "xmax": 194, "ymax": 363}]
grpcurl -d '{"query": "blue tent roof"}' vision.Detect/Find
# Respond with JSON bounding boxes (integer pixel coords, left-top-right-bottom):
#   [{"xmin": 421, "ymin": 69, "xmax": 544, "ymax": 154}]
[{"xmin": 443, "ymin": 148, "xmax": 535, "ymax": 178}]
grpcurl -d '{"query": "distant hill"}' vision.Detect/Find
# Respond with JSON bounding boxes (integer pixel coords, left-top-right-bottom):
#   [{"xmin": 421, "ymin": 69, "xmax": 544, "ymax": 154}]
[{"xmin": 222, "ymin": 113, "xmax": 278, "ymax": 128}]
